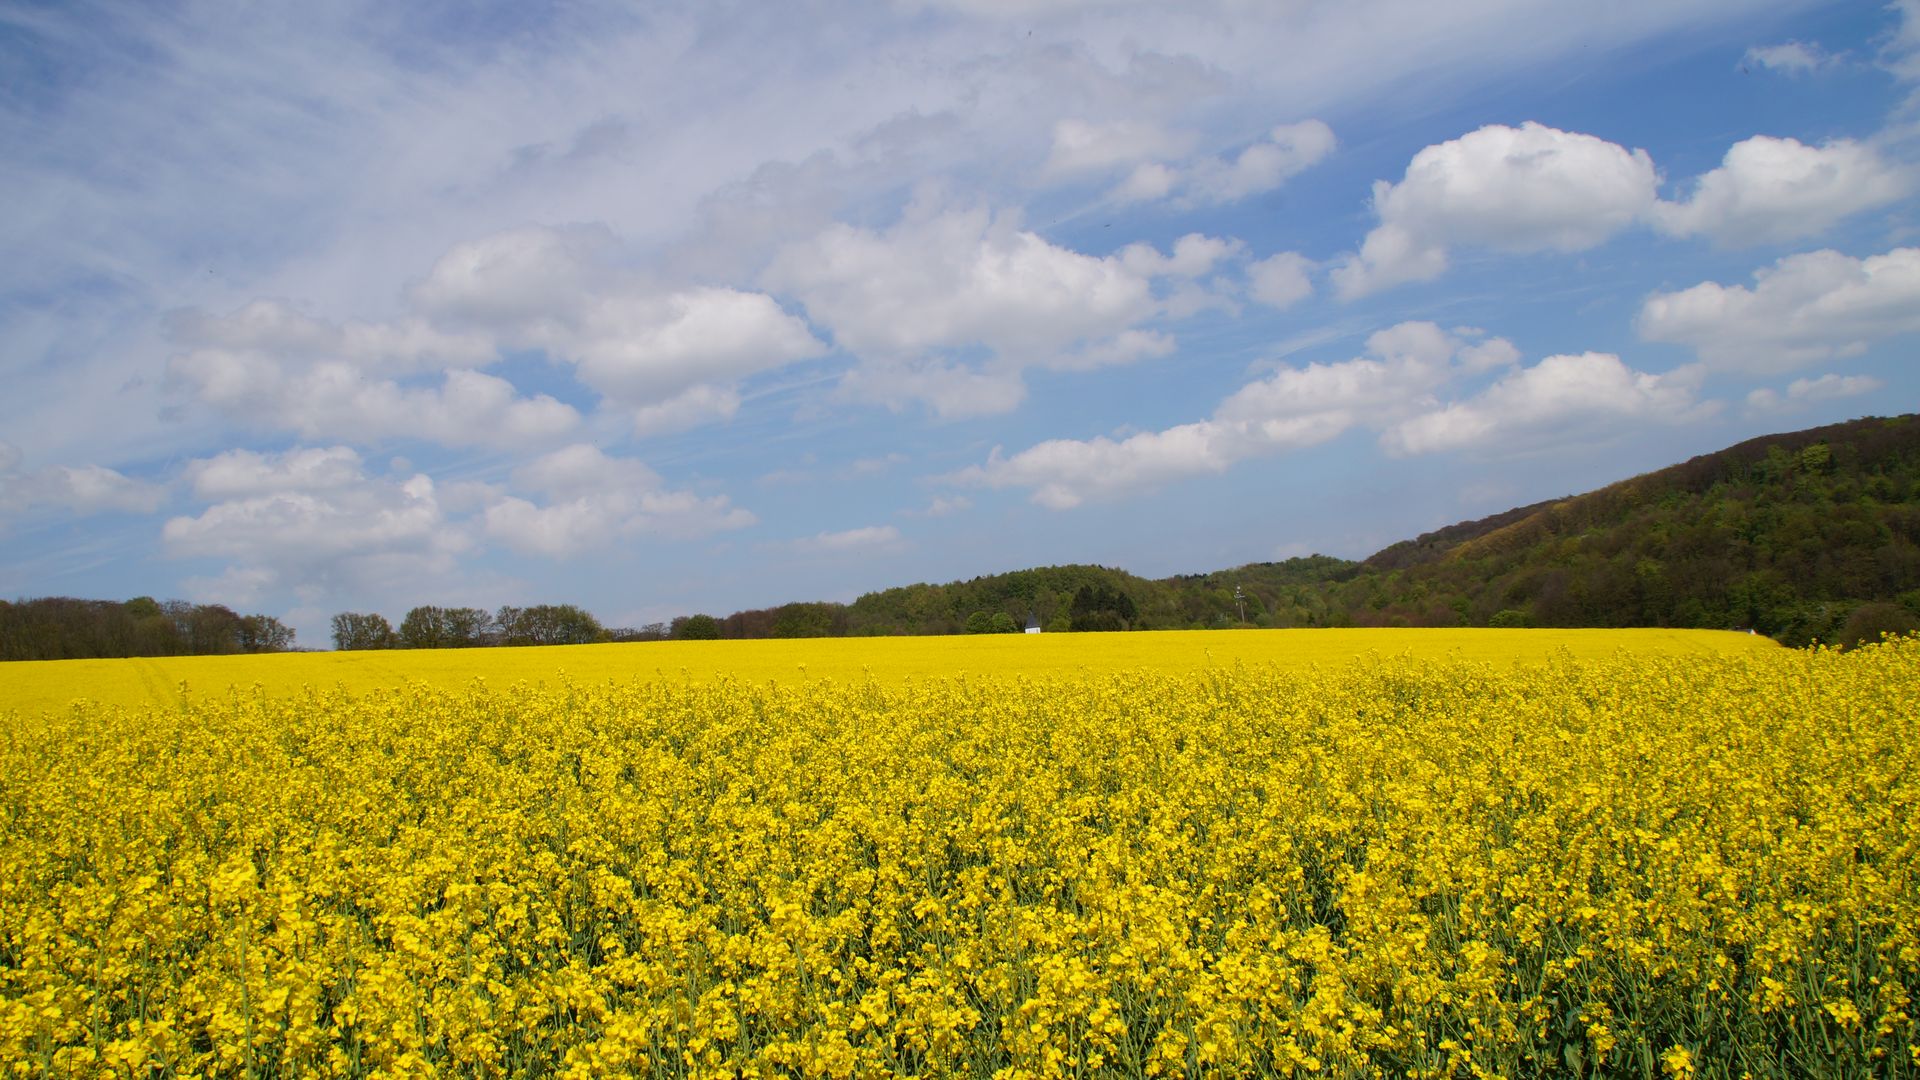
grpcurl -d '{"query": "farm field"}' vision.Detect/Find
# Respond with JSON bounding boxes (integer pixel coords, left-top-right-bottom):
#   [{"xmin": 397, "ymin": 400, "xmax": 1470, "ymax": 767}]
[
  {"xmin": 0, "ymin": 626, "xmax": 1777, "ymax": 720},
  {"xmin": 3, "ymin": 632, "xmax": 1915, "ymax": 1077}
]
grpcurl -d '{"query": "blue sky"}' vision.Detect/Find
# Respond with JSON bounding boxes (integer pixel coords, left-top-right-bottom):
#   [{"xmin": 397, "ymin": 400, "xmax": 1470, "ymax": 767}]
[{"xmin": 2, "ymin": 0, "xmax": 1916, "ymax": 643}]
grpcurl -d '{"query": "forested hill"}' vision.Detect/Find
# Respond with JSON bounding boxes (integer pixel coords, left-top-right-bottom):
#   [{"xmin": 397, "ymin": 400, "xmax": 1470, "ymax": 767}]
[
  {"xmin": 1332, "ymin": 413, "xmax": 1920, "ymax": 644},
  {"xmin": 721, "ymin": 413, "xmax": 1918, "ymax": 646},
  {"xmin": 833, "ymin": 555, "xmax": 1363, "ymax": 637},
  {"xmin": 1364, "ymin": 415, "xmax": 1917, "ymax": 574}
]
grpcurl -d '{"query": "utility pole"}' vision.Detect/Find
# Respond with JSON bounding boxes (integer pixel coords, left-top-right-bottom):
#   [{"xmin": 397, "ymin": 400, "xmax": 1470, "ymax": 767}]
[{"xmin": 1234, "ymin": 584, "xmax": 1246, "ymax": 625}]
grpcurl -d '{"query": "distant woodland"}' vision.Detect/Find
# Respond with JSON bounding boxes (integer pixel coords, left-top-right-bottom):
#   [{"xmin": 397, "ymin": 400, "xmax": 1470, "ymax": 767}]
[
  {"xmin": 0, "ymin": 597, "xmax": 293, "ymax": 661},
  {"xmin": 6, "ymin": 414, "xmax": 1917, "ymax": 658}
]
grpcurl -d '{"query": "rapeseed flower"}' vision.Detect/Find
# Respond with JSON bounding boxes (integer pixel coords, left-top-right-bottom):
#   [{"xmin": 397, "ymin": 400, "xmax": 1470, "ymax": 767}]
[{"xmin": 0, "ymin": 634, "xmax": 1913, "ymax": 1077}]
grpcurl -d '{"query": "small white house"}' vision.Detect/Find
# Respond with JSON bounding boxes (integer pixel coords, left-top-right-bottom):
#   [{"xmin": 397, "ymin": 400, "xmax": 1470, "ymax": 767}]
[{"xmin": 1025, "ymin": 613, "xmax": 1042, "ymax": 634}]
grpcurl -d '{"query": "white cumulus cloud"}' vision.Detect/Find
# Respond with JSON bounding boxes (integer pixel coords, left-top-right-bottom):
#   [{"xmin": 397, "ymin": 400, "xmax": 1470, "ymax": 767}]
[
  {"xmin": 1653, "ymin": 136, "xmax": 1910, "ymax": 246},
  {"xmin": 1332, "ymin": 124, "xmax": 1910, "ymax": 298},
  {"xmin": 1114, "ymin": 162, "xmax": 1178, "ymax": 202},
  {"xmin": 570, "ymin": 287, "xmax": 826, "ymax": 416},
  {"xmin": 163, "ymin": 463, "xmax": 467, "ymax": 593},
  {"xmin": 956, "ymin": 321, "xmax": 1523, "ymax": 507},
  {"xmin": 1745, "ymin": 373, "xmax": 1885, "ymax": 413},
  {"xmin": 167, "ymin": 300, "xmax": 495, "ymax": 375},
  {"xmin": 767, "ymin": 203, "xmax": 1152, "ymax": 359},
  {"xmin": 766, "ymin": 201, "xmax": 1199, "ymax": 415},
  {"xmin": 0, "ymin": 443, "xmax": 166, "ymax": 519},
  {"xmin": 184, "ymin": 446, "xmax": 365, "ymax": 499},
  {"xmin": 1638, "ymin": 246, "xmax": 1920, "ymax": 372},
  {"xmin": 481, "ymin": 443, "xmax": 755, "ymax": 557},
  {"xmin": 1332, "ymin": 122, "xmax": 1658, "ymax": 298},
  {"xmin": 1214, "ymin": 320, "xmax": 1466, "ymax": 424},
  {"xmin": 630, "ymin": 385, "xmax": 745, "ymax": 437},
  {"xmin": 168, "ymin": 351, "xmax": 581, "ymax": 449},
  {"xmin": 166, "ymin": 296, "xmax": 579, "ymax": 449},
  {"xmin": 415, "ymin": 226, "xmax": 825, "ymax": 433},
  {"xmin": 1383, "ymin": 353, "xmax": 1706, "ymax": 455},
  {"xmin": 952, "ymin": 422, "xmax": 1252, "ymax": 510},
  {"xmin": 1247, "ymin": 252, "xmax": 1315, "ymax": 309},
  {"xmin": 1118, "ymin": 233, "xmax": 1242, "ymax": 278}
]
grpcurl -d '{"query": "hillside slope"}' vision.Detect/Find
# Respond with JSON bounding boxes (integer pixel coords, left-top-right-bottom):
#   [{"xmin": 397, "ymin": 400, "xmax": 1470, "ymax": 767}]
[
  {"xmin": 807, "ymin": 414, "xmax": 1920, "ymax": 645},
  {"xmin": 1328, "ymin": 414, "xmax": 1920, "ymax": 643}
]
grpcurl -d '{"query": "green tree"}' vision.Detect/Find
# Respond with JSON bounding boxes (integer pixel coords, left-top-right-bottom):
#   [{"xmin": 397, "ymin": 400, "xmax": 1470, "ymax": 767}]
[
  {"xmin": 0, "ymin": 596, "xmax": 290, "ymax": 660},
  {"xmin": 442, "ymin": 607, "xmax": 494, "ymax": 647},
  {"xmin": 772, "ymin": 602, "xmax": 843, "ymax": 638},
  {"xmin": 237, "ymin": 614, "xmax": 295, "ymax": 652},
  {"xmin": 330, "ymin": 612, "xmax": 394, "ymax": 651},
  {"xmin": 674, "ymin": 614, "xmax": 721, "ymax": 640},
  {"xmin": 399, "ymin": 606, "xmax": 450, "ymax": 649},
  {"xmin": 495, "ymin": 604, "xmax": 603, "ymax": 646},
  {"xmin": 1069, "ymin": 585, "xmax": 1137, "ymax": 631},
  {"xmin": 538, "ymin": 604, "xmax": 604, "ymax": 645},
  {"xmin": 399, "ymin": 605, "xmax": 494, "ymax": 648}
]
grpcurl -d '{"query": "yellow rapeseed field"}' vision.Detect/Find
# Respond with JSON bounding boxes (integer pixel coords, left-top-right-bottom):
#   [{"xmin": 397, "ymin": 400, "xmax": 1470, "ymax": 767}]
[
  {"xmin": 3, "ymin": 631, "xmax": 1916, "ymax": 1078},
  {"xmin": 1, "ymin": 627, "xmax": 1774, "ymax": 720}
]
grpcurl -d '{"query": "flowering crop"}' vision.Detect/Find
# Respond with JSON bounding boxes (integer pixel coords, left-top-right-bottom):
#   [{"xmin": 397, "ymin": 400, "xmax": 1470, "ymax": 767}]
[
  {"xmin": 1, "ymin": 634, "xmax": 1914, "ymax": 1077},
  {"xmin": 2, "ymin": 627, "xmax": 1775, "ymax": 720}
]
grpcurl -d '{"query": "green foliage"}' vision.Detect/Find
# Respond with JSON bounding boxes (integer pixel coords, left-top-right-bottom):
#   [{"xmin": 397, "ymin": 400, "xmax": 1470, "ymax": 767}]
[
  {"xmin": 492, "ymin": 604, "xmax": 604, "ymax": 646},
  {"xmin": 770, "ymin": 602, "xmax": 843, "ymax": 638},
  {"xmin": 237, "ymin": 614, "xmax": 295, "ymax": 653},
  {"xmin": 1319, "ymin": 416, "xmax": 1920, "ymax": 645},
  {"xmin": 330, "ymin": 612, "xmax": 394, "ymax": 651},
  {"xmin": 1838, "ymin": 602, "xmax": 1920, "ymax": 649},
  {"xmin": 674, "ymin": 614, "xmax": 721, "ymax": 640},
  {"xmin": 1069, "ymin": 583, "xmax": 1138, "ymax": 631},
  {"xmin": 124, "ymin": 596, "xmax": 162, "ymax": 620},
  {"xmin": 398, "ymin": 606, "xmax": 494, "ymax": 649},
  {"xmin": 0, "ymin": 597, "xmax": 295, "ymax": 660}
]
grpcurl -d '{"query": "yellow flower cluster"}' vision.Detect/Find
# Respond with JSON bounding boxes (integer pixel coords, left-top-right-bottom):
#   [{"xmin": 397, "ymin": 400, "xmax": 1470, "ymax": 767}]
[{"xmin": 2, "ymin": 636, "xmax": 1915, "ymax": 1077}]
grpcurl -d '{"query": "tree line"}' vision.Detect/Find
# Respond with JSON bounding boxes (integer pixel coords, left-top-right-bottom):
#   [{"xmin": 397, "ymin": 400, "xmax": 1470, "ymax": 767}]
[
  {"xmin": 672, "ymin": 569, "xmax": 1186, "ymax": 641},
  {"xmin": 329, "ymin": 604, "xmax": 614, "ymax": 651},
  {"xmin": 0, "ymin": 597, "xmax": 294, "ymax": 661}
]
